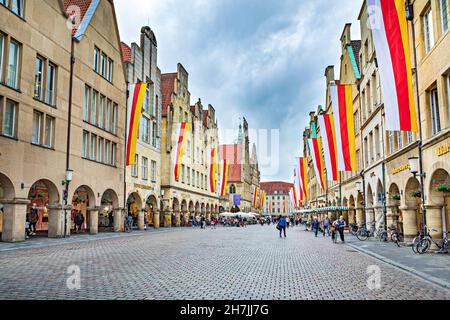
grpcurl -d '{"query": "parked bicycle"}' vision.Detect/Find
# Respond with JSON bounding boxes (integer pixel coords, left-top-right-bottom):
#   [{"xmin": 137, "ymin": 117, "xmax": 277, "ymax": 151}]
[
  {"xmin": 349, "ymin": 223, "xmax": 359, "ymax": 236},
  {"xmin": 415, "ymin": 229, "xmax": 449, "ymax": 254},
  {"xmin": 387, "ymin": 225, "xmax": 403, "ymax": 247},
  {"xmin": 356, "ymin": 222, "xmax": 388, "ymax": 242},
  {"xmin": 124, "ymin": 214, "xmax": 133, "ymax": 233}
]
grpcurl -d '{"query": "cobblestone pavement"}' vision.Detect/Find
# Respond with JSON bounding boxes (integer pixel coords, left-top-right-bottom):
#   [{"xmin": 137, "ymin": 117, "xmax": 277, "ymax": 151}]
[{"xmin": 0, "ymin": 225, "xmax": 449, "ymax": 300}]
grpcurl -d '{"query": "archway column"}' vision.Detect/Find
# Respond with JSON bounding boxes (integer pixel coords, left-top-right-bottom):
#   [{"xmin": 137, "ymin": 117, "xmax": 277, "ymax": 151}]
[
  {"xmin": 89, "ymin": 208, "xmax": 99, "ymax": 235},
  {"xmin": 374, "ymin": 206, "xmax": 384, "ymax": 229},
  {"xmin": 138, "ymin": 211, "xmax": 145, "ymax": 230},
  {"xmin": 1, "ymin": 198, "xmax": 29, "ymax": 243},
  {"xmin": 164, "ymin": 209, "xmax": 172, "ymax": 228},
  {"xmin": 48, "ymin": 205, "xmax": 70, "ymax": 238},
  {"xmin": 153, "ymin": 210, "xmax": 160, "ymax": 229},
  {"xmin": 365, "ymin": 208, "xmax": 375, "ymax": 229},
  {"xmin": 399, "ymin": 206, "xmax": 418, "ymax": 241},
  {"xmin": 355, "ymin": 208, "xmax": 364, "ymax": 226},
  {"xmin": 386, "ymin": 206, "xmax": 399, "ymax": 229},
  {"xmin": 426, "ymin": 204, "xmax": 443, "ymax": 250},
  {"xmin": 348, "ymin": 208, "xmax": 356, "ymax": 225},
  {"xmin": 175, "ymin": 211, "xmax": 181, "ymax": 227},
  {"xmin": 113, "ymin": 208, "xmax": 123, "ymax": 232}
]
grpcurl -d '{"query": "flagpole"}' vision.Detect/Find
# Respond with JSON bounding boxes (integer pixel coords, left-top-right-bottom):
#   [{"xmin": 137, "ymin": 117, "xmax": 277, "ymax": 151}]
[
  {"xmin": 406, "ymin": 0, "xmax": 427, "ymax": 235},
  {"xmin": 123, "ymin": 83, "xmax": 129, "ymax": 227}
]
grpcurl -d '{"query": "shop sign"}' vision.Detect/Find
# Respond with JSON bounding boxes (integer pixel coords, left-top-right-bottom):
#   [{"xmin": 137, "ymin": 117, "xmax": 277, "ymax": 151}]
[
  {"xmin": 436, "ymin": 144, "xmax": 450, "ymax": 157},
  {"xmin": 134, "ymin": 183, "xmax": 154, "ymax": 191},
  {"xmin": 391, "ymin": 163, "xmax": 410, "ymax": 175}
]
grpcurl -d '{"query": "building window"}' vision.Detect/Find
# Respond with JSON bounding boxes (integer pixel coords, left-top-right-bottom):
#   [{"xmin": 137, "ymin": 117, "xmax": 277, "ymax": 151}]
[
  {"xmin": 424, "ymin": 7, "xmax": 435, "ymax": 53},
  {"xmin": 388, "ymin": 131, "xmax": 394, "ymax": 155},
  {"xmin": 181, "ymin": 165, "xmax": 185, "ymax": 183},
  {"xmin": 45, "ymin": 63, "xmax": 56, "ymax": 105},
  {"xmin": 178, "ymin": 107, "xmax": 182, "ymax": 123},
  {"xmin": 34, "ymin": 56, "xmax": 44, "ymax": 99},
  {"xmin": 131, "ymin": 154, "xmax": 138, "ymax": 177},
  {"xmin": 93, "ymin": 47, "xmax": 99, "ymax": 72},
  {"xmin": 11, "ymin": 0, "xmax": 24, "ymax": 17},
  {"xmin": 91, "ymin": 90, "xmax": 98, "ymax": 125},
  {"xmin": 140, "ymin": 115, "xmax": 150, "ymax": 143},
  {"xmin": 107, "ymin": 58, "xmax": 113, "ymax": 82},
  {"xmin": 154, "ymin": 95, "xmax": 158, "ymax": 118},
  {"xmin": 0, "ymin": 33, "xmax": 4, "ymax": 83},
  {"xmin": 44, "ymin": 115, "xmax": 54, "ymax": 148},
  {"xmin": 100, "ymin": 53, "xmax": 106, "ymax": 77},
  {"xmin": 430, "ymin": 88, "xmax": 441, "ymax": 135},
  {"xmin": 143, "ymin": 85, "xmax": 150, "ymax": 114},
  {"xmin": 104, "ymin": 140, "xmax": 110, "ymax": 164},
  {"xmin": 187, "ymin": 167, "xmax": 191, "ymax": 185},
  {"xmin": 2, "ymin": 99, "xmax": 16, "ymax": 138},
  {"xmin": 105, "ymin": 99, "xmax": 111, "ymax": 132},
  {"xmin": 152, "ymin": 121, "xmax": 157, "ymax": 147},
  {"xmin": 89, "ymin": 134, "xmax": 96, "ymax": 160},
  {"xmin": 84, "ymin": 85, "xmax": 90, "ymax": 122},
  {"xmin": 407, "ymin": 131, "xmax": 414, "ymax": 144},
  {"xmin": 97, "ymin": 137, "xmax": 103, "ymax": 162},
  {"xmin": 396, "ymin": 132, "xmax": 403, "ymax": 151},
  {"xmin": 112, "ymin": 103, "xmax": 118, "ymax": 134},
  {"xmin": 151, "ymin": 160, "xmax": 156, "ymax": 182},
  {"xmin": 441, "ymin": 0, "xmax": 449, "ymax": 33},
  {"xmin": 447, "ymin": 74, "xmax": 450, "ymax": 119},
  {"xmin": 98, "ymin": 95, "xmax": 104, "ymax": 129},
  {"xmin": 7, "ymin": 40, "xmax": 20, "ymax": 89},
  {"xmin": 32, "ymin": 110, "xmax": 42, "ymax": 144},
  {"xmin": 142, "ymin": 157, "xmax": 148, "ymax": 180},
  {"xmin": 197, "ymin": 172, "xmax": 200, "ymax": 188},
  {"xmin": 82, "ymin": 131, "xmax": 88, "ymax": 158},
  {"xmin": 186, "ymin": 140, "xmax": 190, "ymax": 158},
  {"xmin": 111, "ymin": 143, "xmax": 116, "ymax": 166}
]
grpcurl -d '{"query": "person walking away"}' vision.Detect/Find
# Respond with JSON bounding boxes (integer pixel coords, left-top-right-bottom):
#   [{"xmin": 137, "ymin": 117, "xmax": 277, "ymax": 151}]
[
  {"xmin": 311, "ymin": 217, "xmax": 320, "ymax": 237},
  {"xmin": 81, "ymin": 213, "xmax": 86, "ymax": 233},
  {"xmin": 201, "ymin": 216, "xmax": 206, "ymax": 229},
  {"xmin": 278, "ymin": 216, "xmax": 287, "ymax": 238},
  {"xmin": 211, "ymin": 217, "xmax": 217, "ymax": 229},
  {"xmin": 29, "ymin": 203, "xmax": 39, "ymax": 236},
  {"xmin": 322, "ymin": 216, "xmax": 331, "ymax": 237},
  {"xmin": 25, "ymin": 212, "xmax": 30, "ymax": 239}
]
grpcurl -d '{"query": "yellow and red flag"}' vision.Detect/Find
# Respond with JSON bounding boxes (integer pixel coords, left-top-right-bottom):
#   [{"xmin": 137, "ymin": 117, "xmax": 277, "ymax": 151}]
[
  {"xmin": 126, "ymin": 83, "xmax": 148, "ymax": 166},
  {"xmin": 299, "ymin": 157, "xmax": 309, "ymax": 200},
  {"xmin": 252, "ymin": 185, "xmax": 259, "ymax": 209},
  {"xmin": 173, "ymin": 122, "xmax": 190, "ymax": 182},
  {"xmin": 209, "ymin": 148, "xmax": 218, "ymax": 193},
  {"xmin": 219, "ymin": 159, "xmax": 230, "ymax": 197},
  {"xmin": 330, "ymin": 84, "xmax": 357, "ymax": 172},
  {"xmin": 367, "ymin": 0, "xmax": 417, "ymax": 132},
  {"xmin": 260, "ymin": 190, "xmax": 266, "ymax": 209},
  {"xmin": 318, "ymin": 114, "xmax": 339, "ymax": 181},
  {"xmin": 308, "ymin": 122, "xmax": 326, "ymax": 190}
]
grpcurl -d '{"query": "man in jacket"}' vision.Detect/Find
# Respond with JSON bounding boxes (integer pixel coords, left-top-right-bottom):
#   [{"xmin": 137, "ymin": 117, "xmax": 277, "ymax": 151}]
[
  {"xmin": 311, "ymin": 217, "xmax": 320, "ymax": 237},
  {"xmin": 29, "ymin": 204, "xmax": 39, "ymax": 236},
  {"xmin": 322, "ymin": 216, "xmax": 331, "ymax": 237},
  {"xmin": 278, "ymin": 216, "xmax": 287, "ymax": 238}
]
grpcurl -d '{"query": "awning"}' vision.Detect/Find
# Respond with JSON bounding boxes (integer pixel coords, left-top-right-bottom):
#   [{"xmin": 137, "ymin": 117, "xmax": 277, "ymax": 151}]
[{"xmin": 299, "ymin": 206, "xmax": 350, "ymax": 214}]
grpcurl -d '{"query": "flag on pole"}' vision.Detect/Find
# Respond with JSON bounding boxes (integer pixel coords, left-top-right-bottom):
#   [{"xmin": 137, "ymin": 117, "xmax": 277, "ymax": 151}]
[
  {"xmin": 219, "ymin": 159, "xmax": 230, "ymax": 197},
  {"xmin": 126, "ymin": 83, "xmax": 148, "ymax": 166},
  {"xmin": 260, "ymin": 190, "xmax": 266, "ymax": 209},
  {"xmin": 209, "ymin": 148, "xmax": 218, "ymax": 193},
  {"xmin": 366, "ymin": 0, "xmax": 417, "ymax": 132},
  {"xmin": 252, "ymin": 185, "xmax": 259, "ymax": 209},
  {"xmin": 173, "ymin": 122, "xmax": 190, "ymax": 182},
  {"xmin": 318, "ymin": 114, "xmax": 339, "ymax": 181},
  {"xmin": 295, "ymin": 167, "xmax": 304, "ymax": 205},
  {"xmin": 308, "ymin": 137, "xmax": 326, "ymax": 190},
  {"xmin": 330, "ymin": 84, "xmax": 357, "ymax": 171},
  {"xmin": 299, "ymin": 157, "xmax": 309, "ymax": 199},
  {"xmin": 268, "ymin": 197, "xmax": 272, "ymax": 214}
]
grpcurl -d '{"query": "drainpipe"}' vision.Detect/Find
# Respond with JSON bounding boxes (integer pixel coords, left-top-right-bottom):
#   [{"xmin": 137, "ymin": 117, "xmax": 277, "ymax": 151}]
[{"xmin": 64, "ymin": 36, "xmax": 75, "ymax": 238}]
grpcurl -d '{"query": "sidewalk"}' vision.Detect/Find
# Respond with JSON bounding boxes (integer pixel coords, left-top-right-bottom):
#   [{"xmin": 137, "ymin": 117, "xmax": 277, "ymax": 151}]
[
  {"xmin": 0, "ymin": 227, "xmax": 189, "ymax": 253},
  {"xmin": 345, "ymin": 234, "xmax": 450, "ymax": 290}
]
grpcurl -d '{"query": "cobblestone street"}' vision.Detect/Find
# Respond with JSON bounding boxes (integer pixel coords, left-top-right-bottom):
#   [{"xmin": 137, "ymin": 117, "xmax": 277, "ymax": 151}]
[{"xmin": 0, "ymin": 226, "xmax": 449, "ymax": 300}]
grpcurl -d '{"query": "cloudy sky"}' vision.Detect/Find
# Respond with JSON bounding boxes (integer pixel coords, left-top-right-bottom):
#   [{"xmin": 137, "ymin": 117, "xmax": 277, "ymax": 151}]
[{"xmin": 115, "ymin": 0, "xmax": 362, "ymax": 182}]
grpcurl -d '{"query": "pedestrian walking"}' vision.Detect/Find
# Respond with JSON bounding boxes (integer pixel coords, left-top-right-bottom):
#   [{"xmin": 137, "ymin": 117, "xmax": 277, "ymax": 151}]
[
  {"xmin": 211, "ymin": 217, "xmax": 217, "ymax": 229},
  {"xmin": 29, "ymin": 203, "xmax": 39, "ymax": 236},
  {"xmin": 311, "ymin": 217, "xmax": 320, "ymax": 237},
  {"xmin": 201, "ymin": 216, "xmax": 206, "ymax": 229},
  {"xmin": 322, "ymin": 216, "xmax": 331, "ymax": 237},
  {"xmin": 74, "ymin": 211, "xmax": 83, "ymax": 233},
  {"xmin": 25, "ymin": 212, "xmax": 30, "ymax": 239},
  {"xmin": 277, "ymin": 216, "xmax": 287, "ymax": 238},
  {"xmin": 335, "ymin": 216, "xmax": 346, "ymax": 243}
]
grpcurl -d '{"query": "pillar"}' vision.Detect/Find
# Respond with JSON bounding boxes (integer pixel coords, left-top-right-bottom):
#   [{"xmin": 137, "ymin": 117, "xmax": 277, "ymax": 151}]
[
  {"xmin": 355, "ymin": 208, "xmax": 363, "ymax": 226},
  {"xmin": 175, "ymin": 212, "xmax": 181, "ymax": 227},
  {"xmin": 400, "ymin": 206, "xmax": 418, "ymax": 241},
  {"xmin": 113, "ymin": 208, "xmax": 122, "ymax": 233},
  {"xmin": 1, "ymin": 199, "xmax": 28, "ymax": 243},
  {"xmin": 48, "ymin": 206, "xmax": 65, "ymax": 238},
  {"xmin": 348, "ymin": 209, "xmax": 356, "ymax": 225},
  {"xmin": 426, "ymin": 205, "xmax": 443, "ymax": 250},
  {"xmin": 89, "ymin": 209, "xmax": 99, "ymax": 235},
  {"xmin": 138, "ymin": 211, "xmax": 145, "ymax": 230},
  {"xmin": 387, "ymin": 206, "xmax": 399, "ymax": 229},
  {"xmin": 365, "ymin": 208, "xmax": 375, "ymax": 229},
  {"xmin": 374, "ymin": 207, "xmax": 385, "ymax": 230},
  {"xmin": 164, "ymin": 210, "xmax": 171, "ymax": 227},
  {"xmin": 153, "ymin": 210, "xmax": 160, "ymax": 229}
]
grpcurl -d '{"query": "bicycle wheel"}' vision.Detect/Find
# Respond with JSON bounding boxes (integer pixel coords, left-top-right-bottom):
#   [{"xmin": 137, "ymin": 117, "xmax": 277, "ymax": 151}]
[
  {"xmin": 379, "ymin": 231, "xmax": 388, "ymax": 242},
  {"xmin": 416, "ymin": 238, "xmax": 431, "ymax": 254},
  {"xmin": 356, "ymin": 229, "xmax": 368, "ymax": 241},
  {"xmin": 411, "ymin": 237, "xmax": 420, "ymax": 254}
]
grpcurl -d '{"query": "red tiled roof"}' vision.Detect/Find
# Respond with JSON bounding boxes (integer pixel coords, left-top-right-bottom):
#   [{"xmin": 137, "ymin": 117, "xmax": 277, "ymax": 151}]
[
  {"xmin": 161, "ymin": 73, "xmax": 177, "ymax": 116},
  {"xmin": 219, "ymin": 144, "xmax": 242, "ymax": 182},
  {"xmin": 121, "ymin": 42, "xmax": 132, "ymax": 63},
  {"xmin": 260, "ymin": 182, "xmax": 294, "ymax": 195},
  {"xmin": 64, "ymin": 0, "xmax": 92, "ymax": 35}
]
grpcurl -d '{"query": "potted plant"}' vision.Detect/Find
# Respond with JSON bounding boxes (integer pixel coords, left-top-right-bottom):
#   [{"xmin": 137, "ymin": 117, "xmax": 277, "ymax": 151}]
[
  {"xmin": 411, "ymin": 191, "xmax": 421, "ymax": 198},
  {"xmin": 437, "ymin": 184, "xmax": 450, "ymax": 193},
  {"xmin": 392, "ymin": 194, "xmax": 401, "ymax": 201}
]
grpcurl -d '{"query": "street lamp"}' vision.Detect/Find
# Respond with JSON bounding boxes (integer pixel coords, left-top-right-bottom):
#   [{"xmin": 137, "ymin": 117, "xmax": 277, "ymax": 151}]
[
  {"xmin": 408, "ymin": 156, "xmax": 425, "ymax": 177},
  {"xmin": 65, "ymin": 169, "xmax": 74, "ymax": 183},
  {"xmin": 356, "ymin": 181, "xmax": 362, "ymax": 193}
]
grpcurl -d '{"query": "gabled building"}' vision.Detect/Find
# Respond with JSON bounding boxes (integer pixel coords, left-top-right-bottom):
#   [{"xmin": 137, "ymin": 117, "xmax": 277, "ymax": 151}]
[{"xmin": 261, "ymin": 181, "xmax": 294, "ymax": 216}]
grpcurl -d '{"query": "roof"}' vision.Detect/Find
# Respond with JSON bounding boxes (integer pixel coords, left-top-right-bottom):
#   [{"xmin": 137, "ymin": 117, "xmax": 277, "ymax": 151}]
[
  {"xmin": 348, "ymin": 40, "xmax": 361, "ymax": 79},
  {"xmin": 121, "ymin": 42, "xmax": 132, "ymax": 63},
  {"xmin": 64, "ymin": 0, "xmax": 100, "ymax": 40},
  {"xmin": 260, "ymin": 182, "xmax": 294, "ymax": 195},
  {"xmin": 219, "ymin": 144, "xmax": 242, "ymax": 182},
  {"xmin": 161, "ymin": 73, "xmax": 177, "ymax": 116},
  {"xmin": 202, "ymin": 110, "xmax": 209, "ymax": 127}
]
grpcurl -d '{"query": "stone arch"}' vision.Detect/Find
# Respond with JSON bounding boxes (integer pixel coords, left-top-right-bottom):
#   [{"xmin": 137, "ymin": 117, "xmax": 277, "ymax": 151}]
[
  {"xmin": 146, "ymin": 194, "xmax": 159, "ymax": 227},
  {"xmin": 404, "ymin": 177, "xmax": 421, "ymax": 208},
  {"xmin": 189, "ymin": 201, "xmax": 194, "ymax": 216},
  {"xmin": 206, "ymin": 203, "xmax": 210, "ymax": 215},
  {"xmin": 0, "ymin": 172, "xmax": 15, "ymax": 200},
  {"xmin": 428, "ymin": 168, "xmax": 450, "ymax": 240},
  {"xmin": 388, "ymin": 183, "xmax": 401, "ymax": 206},
  {"xmin": 172, "ymin": 198, "xmax": 180, "ymax": 213},
  {"xmin": 403, "ymin": 177, "xmax": 423, "ymax": 238},
  {"xmin": 376, "ymin": 179, "xmax": 384, "ymax": 206},
  {"xmin": 195, "ymin": 202, "xmax": 200, "ymax": 215},
  {"xmin": 28, "ymin": 179, "xmax": 60, "ymax": 234},
  {"xmin": 72, "ymin": 185, "xmax": 96, "ymax": 232},
  {"xmin": 201, "ymin": 203, "xmax": 205, "ymax": 215},
  {"xmin": 366, "ymin": 184, "xmax": 374, "ymax": 208},
  {"xmin": 99, "ymin": 189, "xmax": 119, "ymax": 230},
  {"xmin": 428, "ymin": 168, "xmax": 450, "ymax": 206},
  {"xmin": 181, "ymin": 199, "xmax": 187, "ymax": 213}
]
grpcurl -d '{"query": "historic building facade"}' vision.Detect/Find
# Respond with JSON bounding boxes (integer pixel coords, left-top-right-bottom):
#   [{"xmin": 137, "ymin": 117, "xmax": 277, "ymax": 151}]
[
  {"xmin": 160, "ymin": 64, "xmax": 220, "ymax": 227},
  {"xmin": 121, "ymin": 26, "xmax": 162, "ymax": 230},
  {"xmin": 0, "ymin": 0, "xmax": 127, "ymax": 242},
  {"xmin": 261, "ymin": 182, "xmax": 294, "ymax": 216}
]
